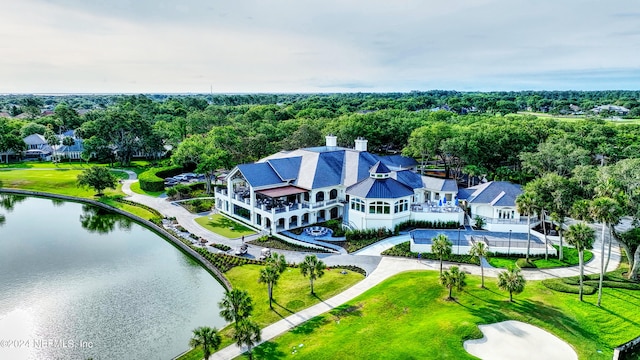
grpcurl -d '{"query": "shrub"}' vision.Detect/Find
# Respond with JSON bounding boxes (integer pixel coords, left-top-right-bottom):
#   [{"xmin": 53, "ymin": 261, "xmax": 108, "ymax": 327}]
[
  {"xmin": 542, "ymin": 279, "xmax": 597, "ymax": 295},
  {"xmin": 516, "ymin": 258, "xmax": 536, "ymax": 268},
  {"xmin": 394, "ymin": 220, "xmax": 460, "ymax": 234},
  {"xmin": 381, "ymin": 241, "xmax": 479, "ymax": 265},
  {"xmin": 139, "ymin": 165, "xmax": 182, "ymax": 192}
]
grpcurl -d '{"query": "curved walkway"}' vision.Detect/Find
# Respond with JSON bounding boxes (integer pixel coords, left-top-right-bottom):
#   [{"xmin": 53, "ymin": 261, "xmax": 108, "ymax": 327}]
[{"xmin": 115, "ymin": 172, "xmax": 621, "ymax": 358}]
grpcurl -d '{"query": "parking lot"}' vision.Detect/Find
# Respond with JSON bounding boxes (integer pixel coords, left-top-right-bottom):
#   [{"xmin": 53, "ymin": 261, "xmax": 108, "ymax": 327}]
[{"xmin": 164, "ymin": 173, "xmax": 206, "ymax": 187}]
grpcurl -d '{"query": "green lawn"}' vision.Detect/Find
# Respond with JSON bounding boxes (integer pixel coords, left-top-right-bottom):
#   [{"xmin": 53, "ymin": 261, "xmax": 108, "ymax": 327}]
[
  {"xmin": 0, "ymin": 168, "xmax": 158, "ymax": 220},
  {"xmin": 178, "ymin": 264, "xmax": 365, "ymax": 360},
  {"xmin": 195, "ymin": 214, "xmax": 255, "ymax": 238},
  {"xmin": 249, "ymin": 270, "xmax": 640, "ymax": 360},
  {"xmin": 129, "ymin": 180, "xmax": 165, "ymax": 197},
  {"xmin": 488, "ymin": 246, "xmax": 594, "ymax": 269},
  {"xmin": 0, "ymin": 168, "xmax": 127, "ymax": 197}
]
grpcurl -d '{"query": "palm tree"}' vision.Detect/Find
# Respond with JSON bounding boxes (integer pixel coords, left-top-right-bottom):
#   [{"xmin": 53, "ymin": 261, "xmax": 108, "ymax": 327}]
[
  {"xmin": 299, "ymin": 254, "xmax": 326, "ymax": 295},
  {"xmin": 516, "ymin": 192, "xmax": 536, "ymax": 262},
  {"xmin": 259, "ymin": 252, "xmax": 287, "ymax": 309},
  {"xmin": 565, "ymin": 223, "xmax": 596, "ymax": 301},
  {"xmin": 469, "ymin": 241, "xmax": 488, "ymax": 288},
  {"xmin": 233, "ymin": 319, "xmax": 262, "ymax": 360},
  {"xmin": 440, "ymin": 265, "xmax": 466, "ymax": 300},
  {"xmin": 266, "ymin": 252, "xmax": 287, "ymax": 274},
  {"xmin": 431, "ymin": 234, "xmax": 452, "ymax": 275},
  {"xmin": 189, "ymin": 326, "xmax": 221, "ymax": 360},
  {"xmin": 258, "ymin": 265, "xmax": 280, "ymax": 309},
  {"xmin": 590, "ymin": 197, "xmax": 623, "ymax": 306},
  {"xmin": 497, "ymin": 266, "xmax": 526, "ymax": 302},
  {"xmin": 219, "ymin": 289, "xmax": 254, "ymax": 326}
]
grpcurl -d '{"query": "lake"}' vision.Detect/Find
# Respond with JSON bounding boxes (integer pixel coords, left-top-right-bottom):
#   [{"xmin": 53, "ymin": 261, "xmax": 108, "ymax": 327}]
[{"xmin": 0, "ymin": 195, "xmax": 227, "ymax": 360}]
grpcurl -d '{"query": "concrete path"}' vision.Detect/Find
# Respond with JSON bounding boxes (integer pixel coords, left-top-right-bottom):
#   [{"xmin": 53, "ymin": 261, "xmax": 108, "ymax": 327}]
[{"xmin": 116, "ymin": 173, "xmax": 622, "ymax": 359}]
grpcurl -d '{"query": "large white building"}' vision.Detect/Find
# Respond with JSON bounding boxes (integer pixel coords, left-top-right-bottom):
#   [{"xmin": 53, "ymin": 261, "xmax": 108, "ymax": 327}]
[{"xmin": 215, "ymin": 135, "xmax": 466, "ymax": 233}]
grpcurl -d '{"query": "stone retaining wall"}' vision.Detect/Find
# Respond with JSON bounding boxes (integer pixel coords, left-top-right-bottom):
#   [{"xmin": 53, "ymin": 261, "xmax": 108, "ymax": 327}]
[{"xmin": 0, "ymin": 188, "xmax": 232, "ymax": 290}]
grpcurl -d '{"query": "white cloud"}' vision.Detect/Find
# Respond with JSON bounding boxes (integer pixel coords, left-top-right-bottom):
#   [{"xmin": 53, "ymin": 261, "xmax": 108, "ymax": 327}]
[{"xmin": 0, "ymin": 0, "xmax": 639, "ymax": 92}]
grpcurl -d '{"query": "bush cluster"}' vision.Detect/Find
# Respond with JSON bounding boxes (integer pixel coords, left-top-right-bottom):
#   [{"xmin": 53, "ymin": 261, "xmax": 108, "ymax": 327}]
[
  {"xmin": 516, "ymin": 258, "xmax": 536, "ymax": 268},
  {"xmin": 542, "ymin": 274, "xmax": 640, "ymax": 294},
  {"xmin": 342, "ymin": 227, "xmax": 394, "ymax": 253},
  {"xmin": 248, "ymin": 236, "xmax": 331, "ymax": 253},
  {"xmin": 210, "ymin": 243, "xmax": 231, "ymax": 252},
  {"xmin": 195, "ymin": 248, "xmax": 262, "ymax": 272},
  {"xmin": 381, "ymin": 241, "xmax": 479, "ymax": 265},
  {"xmin": 139, "ymin": 165, "xmax": 182, "ymax": 192},
  {"xmin": 393, "ymin": 219, "xmax": 460, "ymax": 234}
]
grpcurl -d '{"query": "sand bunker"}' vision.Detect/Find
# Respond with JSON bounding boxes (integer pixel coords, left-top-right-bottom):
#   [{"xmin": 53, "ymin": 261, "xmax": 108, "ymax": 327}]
[{"xmin": 463, "ymin": 320, "xmax": 577, "ymax": 360}]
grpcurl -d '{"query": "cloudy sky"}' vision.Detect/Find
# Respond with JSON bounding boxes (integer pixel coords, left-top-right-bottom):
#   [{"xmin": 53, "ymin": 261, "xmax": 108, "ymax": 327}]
[{"xmin": 1, "ymin": 0, "xmax": 639, "ymax": 93}]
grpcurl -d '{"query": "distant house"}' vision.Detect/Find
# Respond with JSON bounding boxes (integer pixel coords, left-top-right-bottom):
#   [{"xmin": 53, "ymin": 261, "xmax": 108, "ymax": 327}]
[
  {"xmin": 591, "ymin": 105, "xmax": 630, "ymax": 116},
  {"xmin": 23, "ymin": 134, "xmax": 52, "ymax": 160},
  {"xmin": 457, "ymin": 181, "xmax": 532, "ymax": 233}
]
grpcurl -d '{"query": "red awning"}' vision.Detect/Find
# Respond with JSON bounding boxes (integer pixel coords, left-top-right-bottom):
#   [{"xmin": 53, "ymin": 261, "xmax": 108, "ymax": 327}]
[{"xmin": 256, "ymin": 186, "xmax": 307, "ymax": 198}]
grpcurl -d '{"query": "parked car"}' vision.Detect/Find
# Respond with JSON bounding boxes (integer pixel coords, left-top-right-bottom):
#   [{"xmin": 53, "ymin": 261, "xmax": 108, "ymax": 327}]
[
  {"xmin": 234, "ymin": 244, "xmax": 248, "ymax": 256},
  {"xmin": 259, "ymin": 248, "xmax": 271, "ymax": 260}
]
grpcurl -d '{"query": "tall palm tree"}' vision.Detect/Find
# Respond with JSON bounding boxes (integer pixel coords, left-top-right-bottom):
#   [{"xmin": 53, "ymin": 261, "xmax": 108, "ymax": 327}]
[
  {"xmin": 259, "ymin": 265, "xmax": 280, "ymax": 309},
  {"xmin": 189, "ymin": 326, "xmax": 221, "ymax": 360},
  {"xmin": 299, "ymin": 254, "xmax": 326, "ymax": 295},
  {"xmin": 565, "ymin": 223, "xmax": 596, "ymax": 301},
  {"xmin": 590, "ymin": 197, "xmax": 623, "ymax": 306},
  {"xmin": 497, "ymin": 266, "xmax": 526, "ymax": 302},
  {"xmin": 219, "ymin": 289, "xmax": 254, "ymax": 326},
  {"xmin": 233, "ymin": 319, "xmax": 262, "ymax": 360},
  {"xmin": 432, "ymin": 234, "xmax": 452, "ymax": 275},
  {"xmin": 439, "ymin": 265, "xmax": 466, "ymax": 300},
  {"xmin": 266, "ymin": 252, "xmax": 287, "ymax": 274},
  {"xmin": 469, "ymin": 241, "xmax": 488, "ymax": 288},
  {"xmin": 260, "ymin": 252, "xmax": 288, "ymax": 309},
  {"xmin": 516, "ymin": 192, "xmax": 536, "ymax": 262}
]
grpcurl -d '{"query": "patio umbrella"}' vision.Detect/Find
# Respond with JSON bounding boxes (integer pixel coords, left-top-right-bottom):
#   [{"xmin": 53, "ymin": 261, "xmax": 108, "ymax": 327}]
[
  {"xmin": 443, "ymin": 197, "xmax": 447, "ymax": 204},
  {"xmin": 455, "ymin": 198, "xmax": 459, "ymax": 206},
  {"xmin": 438, "ymin": 199, "xmax": 442, "ymax": 206}
]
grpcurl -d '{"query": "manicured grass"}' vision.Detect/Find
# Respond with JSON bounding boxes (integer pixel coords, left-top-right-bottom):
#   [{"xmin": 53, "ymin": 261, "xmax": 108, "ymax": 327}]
[
  {"xmin": 488, "ymin": 246, "xmax": 594, "ymax": 269},
  {"xmin": 250, "ymin": 269, "xmax": 640, "ymax": 360},
  {"xmin": 195, "ymin": 214, "xmax": 255, "ymax": 238},
  {"xmin": 177, "ymin": 264, "xmax": 365, "ymax": 360},
  {"xmin": 0, "ymin": 168, "xmax": 158, "ymax": 221},
  {"xmin": 0, "ymin": 168, "xmax": 127, "ymax": 197},
  {"xmin": 129, "ymin": 180, "xmax": 164, "ymax": 197},
  {"xmin": 98, "ymin": 197, "xmax": 158, "ymax": 220}
]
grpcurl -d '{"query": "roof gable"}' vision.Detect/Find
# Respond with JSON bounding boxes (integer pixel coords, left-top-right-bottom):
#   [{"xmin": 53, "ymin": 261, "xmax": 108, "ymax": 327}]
[
  {"xmin": 268, "ymin": 157, "xmax": 301, "ymax": 181},
  {"xmin": 347, "ymin": 177, "xmax": 414, "ymax": 199},
  {"xmin": 462, "ymin": 181, "xmax": 522, "ymax": 207},
  {"xmin": 237, "ymin": 163, "xmax": 284, "ymax": 188},
  {"xmin": 392, "ymin": 170, "xmax": 423, "ymax": 189},
  {"xmin": 312, "ymin": 151, "xmax": 345, "ymax": 188}
]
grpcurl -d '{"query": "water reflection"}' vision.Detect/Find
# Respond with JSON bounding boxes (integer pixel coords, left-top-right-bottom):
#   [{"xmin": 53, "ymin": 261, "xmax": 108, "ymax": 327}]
[
  {"xmin": 0, "ymin": 194, "xmax": 27, "ymax": 212},
  {"xmin": 79, "ymin": 205, "xmax": 132, "ymax": 234},
  {"xmin": 0, "ymin": 194, "xmax": 27, "ymax": 227}
]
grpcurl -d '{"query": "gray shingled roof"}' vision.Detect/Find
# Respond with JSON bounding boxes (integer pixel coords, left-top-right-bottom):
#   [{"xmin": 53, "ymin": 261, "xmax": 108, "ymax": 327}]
[
  {"xmin": 421, "ymin": 176, "xmax": 458, "ymax": 192},
  {"xmin": 460, "ymin": 181, "xmax": 522, "ymax": 207}
]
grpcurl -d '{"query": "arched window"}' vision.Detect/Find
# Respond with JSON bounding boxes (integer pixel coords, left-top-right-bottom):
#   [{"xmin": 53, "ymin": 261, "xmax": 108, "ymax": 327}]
[
  {"xmin": 369, "ymin": 201, "xmax": 390, "ymax": 214},
  {"xmin": 329, "ymin": 189, "xmax": 338, "ymax": 200},
  {"xmin": 316, "ymin": 192, "xmax": 325, "ymax": 202},
  {"xmin": 351, "ymin": 198, "xmax": 365, "ymax": 212},
  {"xmin": 394, "ymin": 199, "xmax": 409, "ymax": 213}
]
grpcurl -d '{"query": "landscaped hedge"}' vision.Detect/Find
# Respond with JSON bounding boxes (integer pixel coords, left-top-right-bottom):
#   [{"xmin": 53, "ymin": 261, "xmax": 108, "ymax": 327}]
[
  {"xmin": 195, "ymin": 248, "xmax": 263, "ymax": 272},
  {"xmin": 381, "ymin": 241, "xmax": 479, "ymax": 265},
  {"xmin": 138, "ymin": 165, "xmax": 182, "ymax": 192},
  {"xmin": 543, "ymin": 274, "xmax": 640, "ymax": 294},
  {"xmin": 516, "ymin": 258, "xmax": 536, "ymax": 268},
  {"xmin": 393, "ymin": 219, "xmax": 460, "ymax": 235},
  {"xmin": 248, "ymin": 235, "xmax": 331, "ymax": 253}
]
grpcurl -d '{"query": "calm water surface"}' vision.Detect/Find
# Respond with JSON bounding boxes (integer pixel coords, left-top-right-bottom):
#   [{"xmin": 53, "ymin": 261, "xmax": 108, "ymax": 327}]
[{"xmin": 0, "ymin": 195, "xmax": 226, "ymax": 360}]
